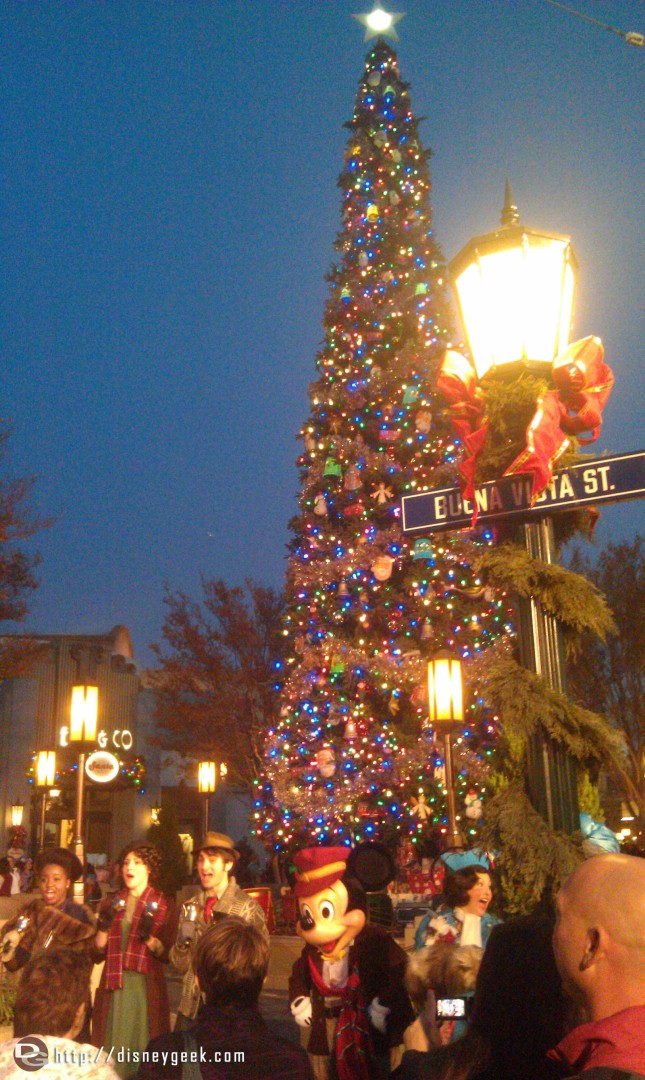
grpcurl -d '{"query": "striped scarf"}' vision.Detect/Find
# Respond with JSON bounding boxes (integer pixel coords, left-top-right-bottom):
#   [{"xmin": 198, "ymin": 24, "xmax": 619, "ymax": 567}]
[
  {"xmin": 308, "ymin": 956, "xmax": 375, "ymax": 1080},
  {"xmin": 105, "ymin": 886, "xmax": 168, "ymax": 990}
]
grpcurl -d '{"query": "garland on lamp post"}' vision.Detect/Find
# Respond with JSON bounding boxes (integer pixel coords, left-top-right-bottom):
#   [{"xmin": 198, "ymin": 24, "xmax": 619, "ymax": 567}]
[{"xmin": 438, "ymin": 190, "xmax": 624, "ymax": 913}]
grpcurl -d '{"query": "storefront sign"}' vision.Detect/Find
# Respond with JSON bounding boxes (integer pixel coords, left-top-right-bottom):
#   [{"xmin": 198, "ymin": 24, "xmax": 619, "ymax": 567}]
[
  {"xmin": 85, "ymin": 751, "xmax": 120, "ymax": 783},
  {"xmin": 59, "ymin": 726, "xmax": 133, "ymax": 751}
]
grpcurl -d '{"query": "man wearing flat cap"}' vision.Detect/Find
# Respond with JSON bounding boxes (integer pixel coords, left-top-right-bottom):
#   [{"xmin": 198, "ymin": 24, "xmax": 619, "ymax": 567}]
[{"xmin": 170, "ymin": 831, "xmax": 268, "ymax": 1030}]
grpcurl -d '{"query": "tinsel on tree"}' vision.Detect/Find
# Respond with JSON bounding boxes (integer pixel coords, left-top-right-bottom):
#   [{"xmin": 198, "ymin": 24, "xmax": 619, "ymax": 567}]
[{"xmin": 254, "ymin": 39, "xmax": 511, "ymax": 855}]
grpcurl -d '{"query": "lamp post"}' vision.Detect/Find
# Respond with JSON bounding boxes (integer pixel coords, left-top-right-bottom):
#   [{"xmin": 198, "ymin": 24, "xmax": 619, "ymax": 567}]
[
  {"xmin": 198, "ymin": 761, "xmax": 227, "ymax": 837},
  {"xmin": 69, "ymin": 685, "xmax": 98, "ymax": 902},
  {"xmin": 427, "ymin": 653, "xmax": 465, "ymax": 849},
  {"xmin": 449, "ymin": 184, "xmax": 580, "ymax": 833},
  {"xmin": 35, "ymin": 750, "xmax": 56, "ymax": 851}
]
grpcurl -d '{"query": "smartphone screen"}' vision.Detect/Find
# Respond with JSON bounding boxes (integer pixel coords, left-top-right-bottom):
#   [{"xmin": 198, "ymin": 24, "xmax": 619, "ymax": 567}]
[{"xmin": 436, "ymin": 997, "xmax": 466, "ymax": 1019}]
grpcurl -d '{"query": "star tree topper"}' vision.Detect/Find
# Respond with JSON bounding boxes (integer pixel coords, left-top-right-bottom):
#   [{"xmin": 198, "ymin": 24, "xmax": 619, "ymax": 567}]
[{"xmin": 353, "ymin": 4, "xmax": 405, "ymax": 41}]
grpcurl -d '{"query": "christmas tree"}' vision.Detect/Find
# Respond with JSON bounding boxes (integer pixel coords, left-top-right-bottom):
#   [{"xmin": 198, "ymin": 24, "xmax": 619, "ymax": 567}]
[{"xmin": 255, "ymin": 35, "xmax": 510, "ymax": 857}]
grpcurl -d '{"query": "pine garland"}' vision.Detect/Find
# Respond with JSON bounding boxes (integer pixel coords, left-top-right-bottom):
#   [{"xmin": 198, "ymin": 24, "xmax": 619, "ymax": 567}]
[
  {"xmin": 474, "ymin": 544, "xmax": 616, "ymax": 652},
  {"xmin": 476, "ymin": 653, "xmax": 625, "ymax": 769},
  {"xmin": 481, "ymin": 784, "xmax": 583, "ymax": 914}
]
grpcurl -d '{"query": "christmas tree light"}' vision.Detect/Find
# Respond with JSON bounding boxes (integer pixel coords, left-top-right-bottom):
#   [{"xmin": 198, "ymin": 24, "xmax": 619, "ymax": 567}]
[{"xmin": 256, "ymin": 35, "xmax": 511, "ymax": 856}]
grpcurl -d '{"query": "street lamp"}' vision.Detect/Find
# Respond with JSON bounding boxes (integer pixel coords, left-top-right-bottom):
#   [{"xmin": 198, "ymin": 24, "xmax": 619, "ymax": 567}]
[
  {"xmin": 198, "ymin": 761, "xmax": 227, "ymax": 837},
  {"xmin": 69, "ymin": 685, "xmax": 98, "ymax": 902},
  {"xmin": 450, "ymin": 181, "xmax": 577, "ymax": 381},
  {"xmin": 448, "ymin": 184, "xmax": 579, "ymax": 833},
  {"xmin": 11, "ymin": 801, "xmax": 24, "ymax": 828},
  {"xmin": 35, "ymin": 750, "xmax": 56, "ymax": 851},
  {"xmin": 427, "ymin": 653, "xmax": 464, "ymax": 849}
]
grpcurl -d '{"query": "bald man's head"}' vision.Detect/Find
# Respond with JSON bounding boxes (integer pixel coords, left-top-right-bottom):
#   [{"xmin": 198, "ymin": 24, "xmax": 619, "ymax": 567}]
[{"xmin": 552, "ymin": 854, "xmax": 645, "ymax": 1020}]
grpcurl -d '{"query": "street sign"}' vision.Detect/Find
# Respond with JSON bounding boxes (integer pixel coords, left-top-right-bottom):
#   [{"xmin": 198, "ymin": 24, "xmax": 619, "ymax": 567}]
[{"xmin": 401, "ymin": 450, "xmax": 645, "ymax": 534}]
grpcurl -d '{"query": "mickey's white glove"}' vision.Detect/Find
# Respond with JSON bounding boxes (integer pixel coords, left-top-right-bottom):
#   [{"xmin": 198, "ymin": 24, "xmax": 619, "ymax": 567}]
[
  {"xmin": 368, "ymin": 996, "xmax": 390, "ymax": 1033},
  {"xmin": 290, "ymin": 995, "xmax": 312, "ymax": 1027}
]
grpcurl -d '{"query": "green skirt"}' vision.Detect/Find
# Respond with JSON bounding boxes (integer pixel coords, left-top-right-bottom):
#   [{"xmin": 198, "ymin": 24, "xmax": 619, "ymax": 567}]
[{"xmin": 105, "ymin": 970, "xmax": 149, "ymax": 1080}]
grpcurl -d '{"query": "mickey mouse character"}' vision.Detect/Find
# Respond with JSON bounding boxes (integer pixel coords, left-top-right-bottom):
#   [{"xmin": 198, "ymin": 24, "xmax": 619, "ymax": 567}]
[{"xmin": 288, "ymin": 843, "xmax": 413, "ymax": 1079}]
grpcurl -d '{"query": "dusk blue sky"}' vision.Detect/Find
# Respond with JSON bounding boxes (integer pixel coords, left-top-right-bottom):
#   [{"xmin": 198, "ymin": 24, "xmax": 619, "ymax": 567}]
[{"xmin": 3, "ymin": 1, "xmax": 643, "ymax": 667}]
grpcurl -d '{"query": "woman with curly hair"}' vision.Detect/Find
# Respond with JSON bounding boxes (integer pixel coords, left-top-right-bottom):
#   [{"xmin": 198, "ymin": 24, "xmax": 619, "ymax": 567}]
[
  {"xmin": 414, "ymin": 866, "xmax": 501, "ymax": 952},
  {"xmin": 91, "ymin": 842, "xmax": 178, "ymax": 1079}
]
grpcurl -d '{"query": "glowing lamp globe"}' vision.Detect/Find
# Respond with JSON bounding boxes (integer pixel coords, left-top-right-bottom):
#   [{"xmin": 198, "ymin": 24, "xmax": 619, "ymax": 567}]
[
  {"xmin": 36, "ymin": 750, "xmax": 56, "ymax": 788},
  {"xmin": 198, "ymin": 761, "xmax": 217, "ymax": 794},
  {"xmin": 427, "ymin": 654, "xmax": 464, "ymax": 727},
  {"xmin": 70, "ymin": 685, "xmax": 99, "ymax": 742},
  {"xmin": 450, "ymin": 186, "xmax": 578, "ymax": 380}
]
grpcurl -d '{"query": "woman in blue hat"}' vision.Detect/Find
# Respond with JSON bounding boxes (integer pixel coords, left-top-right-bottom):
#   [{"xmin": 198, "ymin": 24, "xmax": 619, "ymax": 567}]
[{"xmin": 414, "ymin": 862, "xmax": 501, "ymax": 953}]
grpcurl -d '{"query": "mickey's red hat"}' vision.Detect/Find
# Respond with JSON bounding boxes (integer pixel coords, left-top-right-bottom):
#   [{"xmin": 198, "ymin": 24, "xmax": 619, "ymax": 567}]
[{"xmin": 293, "ymin": 846, "xmax": 349, "ymax": 898}]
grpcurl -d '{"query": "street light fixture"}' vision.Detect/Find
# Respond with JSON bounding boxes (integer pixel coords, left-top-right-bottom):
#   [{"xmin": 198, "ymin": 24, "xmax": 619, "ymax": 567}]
[
  {"xmin": 450, "ymin": 182, "xmax": 577, "ymax": 381},
  {"xmin": 448, "ymin": 185, "xmax": 580, "ymax": 833},
  {"xmin": 35, "ymin": 750, "xmax": 56, "ymax": 851},
  {"xmin": 427, "ymin": 654, "xmax": 464, "ymax": 849},
  {"xmin": 69, "ymin": 685, "xmax": 99, "ymax": 902},
  {"xmin": 198, "ymin": 761, "xmax": 227, "ymax": 837},
  {"xmin": 11, "ymin": 801, "xmax": 24, "ymax": 828}
]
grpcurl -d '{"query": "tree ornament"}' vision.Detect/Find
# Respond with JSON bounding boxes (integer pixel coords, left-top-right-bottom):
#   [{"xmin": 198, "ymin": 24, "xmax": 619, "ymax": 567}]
[
  {"xmin": 383, "ymin": 84, "xmax": 396, "ymax": 97},
  {"xmin": 410, "ymin": 682, "xmax": 427, "ymax": 707},
  {"xmin": 324, "ymin": 456, "xmax": 342, "ymax": 478},
  {"xmin": 366, "ymin": 203, "xmax": 379, "ymax": 222},
  {"xmin": 314, "ymin": 493, "xmax": 328, "ymax": 516},
  {"xmin": 465, "ymin": 789, "xmax": 483, "ymax": 820},
  {"xmin": 391, "ymin": 149, "xmax": 402, "ymax": 163},
  {"xmin": 341, "ymin": 286, "xmax": 351, "ymax": 300},
  {"xmin": 413, "ymin": 538, "xmax": 433, "ymax": 560},
  {"xmin": 403, "ymin": 386, "xmax": 420, "ymax": 405},
  {"xmin": 373, "ymin": 130, "xmax": 387, "ymax": 148},
  {"xmin": 358, "ymin": 251, "xmax": 369, "ymax": 267},
  {"xmin": 389, "ymin": 191, "xmax": 400, "ymax": 206},
  {"xmin": 371, "ymin": 554, "xmax": 394, "ymax": 581},
  {"xmin": 315, "ymin": 745, "xmax": 336, "ymax": 778},
  {"xmin": 371, "ymin": 482, "xmax": 394, "ymax": 505},
  {"xmin": 410, "ymin": 793, "xmax": 432, "ymax": 821},
  {"xmin": 338, "ymin": 580, "xmax": 350, "ymax": 597},
  {"xmin": 379, "ymin": 427, "xmax": 401, "ymax": 442},
  {"xmin": 344, "ymin": 718, "xmax": 358, "ymax": 740},
  {"xmin": 414, "ymin": 282, "xmax": 428, "ymax": 296},
  {"xmin": 415, "ymin": 410, "xmax": 432, "ymax": 433},
  {"xmin": 420, "ymin": 618, "xmax": 433, "ymax": 641},
  {"xmin": 304, "ymin": 433, "xmax": 317, "ymax": 452},
  {"xmin": 367, "ymin": 71, "xmax": 381, "ymax": 87},
  {"xmin": 344, "ymin": 464, "xmax": 363, "ymax": 491},
  {"xmin": 343, "ymin": 498, "xmax": 364, "ymax": 517}
]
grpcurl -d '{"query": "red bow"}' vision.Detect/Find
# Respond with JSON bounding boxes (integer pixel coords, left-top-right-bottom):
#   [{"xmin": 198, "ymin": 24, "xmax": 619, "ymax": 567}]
[
  {"xmin": 438, "ymin": 336, "xmax": 614, "ymax": 513},
  {"xmin": 437, "ymin": 350, "xmax": 489, "ymax": 505}
]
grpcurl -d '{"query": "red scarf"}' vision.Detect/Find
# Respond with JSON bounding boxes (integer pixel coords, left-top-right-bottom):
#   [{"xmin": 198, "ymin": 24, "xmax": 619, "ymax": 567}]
[
  {"xmin": 308, "ymin": 956, "xmax": 375, "ymax": 1080},
  {"xmin": 105, "ymin": 886, "xmax": 167, "ymax": 991}
]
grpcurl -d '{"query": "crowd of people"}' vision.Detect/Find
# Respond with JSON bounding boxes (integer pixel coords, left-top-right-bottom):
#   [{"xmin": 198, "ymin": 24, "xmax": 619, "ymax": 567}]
[{"xmin": 0, "ymin": 836, "xmax": 643, "ymax": 1080}]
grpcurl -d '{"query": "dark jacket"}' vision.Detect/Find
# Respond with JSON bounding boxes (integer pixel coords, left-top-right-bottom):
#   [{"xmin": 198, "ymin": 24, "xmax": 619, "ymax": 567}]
[
  {"xmin": 289, "ymin": 922, "xmax": 414, "ymax": 1058},
  {"xmin": 136, "ymin": 1001, "xmax": 312, "ymax": 1079}
]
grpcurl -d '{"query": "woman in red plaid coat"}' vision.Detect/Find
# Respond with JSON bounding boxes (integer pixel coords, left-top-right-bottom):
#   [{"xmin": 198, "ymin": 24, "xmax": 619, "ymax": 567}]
[{"xmin": 92, "ymin": 842, "xmax": 178, "ymax": 1079}]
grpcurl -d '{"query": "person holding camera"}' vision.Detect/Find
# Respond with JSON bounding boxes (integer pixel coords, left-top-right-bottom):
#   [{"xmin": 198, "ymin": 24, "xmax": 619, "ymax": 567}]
[
  {"xmin": 91, "ymin": 842, "xmax": 178, "ymax": 1079},
  {"xmin": 170, "ymin": 831, "xmax": 268, "ymax": 1031}
]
